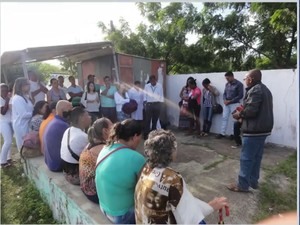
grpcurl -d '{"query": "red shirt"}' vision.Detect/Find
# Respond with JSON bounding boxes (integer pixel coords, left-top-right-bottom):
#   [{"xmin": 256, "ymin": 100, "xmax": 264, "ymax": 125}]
[{"xmin": 191, "ymin": 87, "xmax": 202, "ymax": 105}]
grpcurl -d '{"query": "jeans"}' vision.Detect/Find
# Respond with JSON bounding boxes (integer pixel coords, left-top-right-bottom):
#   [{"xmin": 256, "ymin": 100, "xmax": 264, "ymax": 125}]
[
  {"xmin": 0, "ymin": 122, "xmax": 13, "ymax": 164},
  {"xmin": 202, "ymin": 106, "xmax": 213, "ymax": 133},
  {"xmin": 102, "ymin": 107, "xmax": 117, "ymax": 123},
  {"xmin": 220, "ymin": 103, "xmax": 240, "ymax": 135},
  {"xmin": 144, "ymin": 102, "xmax": 161, "ymax": 138},
  {"xmin": 100, "ymin": 205, "xmax": 135, "ymax": 224},
  {"xmin": 117, "ymin": 111, "xmax": 130, "ymax": 122},
  {"xmin": 233, "ymin": 121, "xmax": 242, "ymax": 145},
  {"xmin": 238, "ymin": 135, "xmax": 267, "ymax": 190}
]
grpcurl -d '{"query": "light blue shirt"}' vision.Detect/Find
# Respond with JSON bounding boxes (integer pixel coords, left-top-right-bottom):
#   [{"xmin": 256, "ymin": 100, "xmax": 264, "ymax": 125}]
[{"xmin": 100, "ymin": 85, "xmax": 117, "ymax": 108}]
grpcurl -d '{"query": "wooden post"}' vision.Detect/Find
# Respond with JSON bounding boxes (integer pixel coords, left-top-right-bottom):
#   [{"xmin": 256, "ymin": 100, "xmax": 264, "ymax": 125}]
[{"xmin": 112, "ymin": 49, "xmax": 120, "ymax": 83}]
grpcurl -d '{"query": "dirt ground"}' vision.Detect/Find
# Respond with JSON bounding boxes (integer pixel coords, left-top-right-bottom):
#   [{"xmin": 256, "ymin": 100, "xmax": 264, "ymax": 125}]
[{"xmin": 136, "ymin": 127, "xmax": 296, "ymax": 224}]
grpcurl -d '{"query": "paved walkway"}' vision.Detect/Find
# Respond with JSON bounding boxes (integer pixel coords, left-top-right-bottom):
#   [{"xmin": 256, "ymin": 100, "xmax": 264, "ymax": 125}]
[{"xmin": 136, "ymin": 128, "xmax": 296, "ymax": 224}]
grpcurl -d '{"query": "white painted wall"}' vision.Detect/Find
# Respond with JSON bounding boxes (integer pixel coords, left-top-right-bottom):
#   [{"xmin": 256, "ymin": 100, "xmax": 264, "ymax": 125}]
[{"xmin": 165, "ymin": 69, "xmax": 298, "ymax": 148}]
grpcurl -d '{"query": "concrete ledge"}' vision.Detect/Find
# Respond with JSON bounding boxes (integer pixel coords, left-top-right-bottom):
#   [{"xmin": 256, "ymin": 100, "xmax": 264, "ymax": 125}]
[{"xmin": 24, "ymin": 156, "xmax": 110, "ymax": 224}]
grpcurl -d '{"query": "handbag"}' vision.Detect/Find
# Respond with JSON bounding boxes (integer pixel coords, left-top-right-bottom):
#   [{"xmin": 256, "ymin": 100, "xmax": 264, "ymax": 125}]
[
  {"xmin": 20, "ymin": 131, "xmax": 42, "ymax": 159},
  {"xmin": 67, "ymin": 128, "xmax": 80, "ymax": 161},
  {"xmin": 212, "ymin": 103, "xmax": 223, "ymax": 114},
  {"xmin": 80, "ymin": 92, "xmax": 88, "ymax": 108},
  {"xmin": 122, "ymin": 99, "xmax": 138, "ymax": 114}
]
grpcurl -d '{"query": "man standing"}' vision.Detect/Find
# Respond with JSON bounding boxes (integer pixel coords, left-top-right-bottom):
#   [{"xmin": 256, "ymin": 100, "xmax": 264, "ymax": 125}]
[
  {"xmin": 100, "ymin": 76, "xmax": 117, "ymax": 123},
  {"xmin": 86, "ymin": 74, "xmax": 100, "ymax": 92},
  {"xmin": 29, "ymin": 70, "xmax": 48, "ymax": 104},
  {"xmin": 58, "ymin": 75, "xmax": 68, "ymax": 96},
  {"xmin": 67, "ymin": 76, "xmax": 83, "ymax": 107},
  {"xmin": 227, "ymin": 69, "xmax": 273, "ymax": 192},
  {"xmin": 216, "ymin": 71, "xmax": 243, "ymax": 139},
  {"xmin": 143, "ymin": 75, "xmax": 164, "ymax": 139}
]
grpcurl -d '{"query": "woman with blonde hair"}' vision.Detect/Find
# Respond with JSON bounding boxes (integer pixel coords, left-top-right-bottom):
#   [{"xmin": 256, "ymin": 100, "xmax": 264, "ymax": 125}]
[
  {"xmin": 79, "ymin": 117, "xmax": 113, "ymax": 204},
  {"xmin": 11, "ymin": 77, "xmax": 33, "ymax": 151}
]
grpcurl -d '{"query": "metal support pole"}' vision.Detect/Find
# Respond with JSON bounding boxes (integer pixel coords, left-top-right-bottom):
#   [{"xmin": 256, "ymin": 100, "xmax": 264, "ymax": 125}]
[
  {"xmin": 112, "ymin": 49, "xmax": 120, "ymax": 83},
  {"xmin": 21, "ymin": 52, "xmax": 28, "ymax": 79},
  {"xmin": 2, "ymin": 65, "xmax": 9, "ymax": 84}
]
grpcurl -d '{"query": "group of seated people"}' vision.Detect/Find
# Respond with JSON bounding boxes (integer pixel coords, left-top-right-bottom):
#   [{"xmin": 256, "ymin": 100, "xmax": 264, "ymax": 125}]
[{"xmin": 37, "ymin": 99, "xmax": 228, "ymax": 224}]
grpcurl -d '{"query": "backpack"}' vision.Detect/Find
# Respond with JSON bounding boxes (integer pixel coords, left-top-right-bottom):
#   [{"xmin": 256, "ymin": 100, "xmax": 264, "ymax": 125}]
[
  {"xmin": 122, "ymin": 99, "xmax": 138, "ymax": 114},
  {"xmin": 20, "ymin": 131, "xmax": 42, "ymax": 159}
]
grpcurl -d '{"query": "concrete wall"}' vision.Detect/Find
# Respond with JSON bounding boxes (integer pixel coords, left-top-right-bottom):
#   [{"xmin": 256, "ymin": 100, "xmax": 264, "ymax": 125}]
[
  {"xmin": 165, "ymin": 69, "xmax": 298, "ymax": 148},
  {"xmin": 24, "ymin": 156, "xmax": 110, "ymax": 224}
]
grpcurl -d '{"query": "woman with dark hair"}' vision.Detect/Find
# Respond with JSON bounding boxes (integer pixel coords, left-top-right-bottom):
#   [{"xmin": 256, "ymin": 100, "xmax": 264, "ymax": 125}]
[
  {"xmin": 187, "ymin": 78, "xmax": 202, "ymax": 135},
  {"xmin": 95, "ymin": 119, "xmax": 146, "ymax": 224},
  {"xmin": 135, "ymin": 129, "xmax": 228, "ymax": 224},
  {"xmin": 30, "ymin": 100, "xmax": 49, "ymax": 131},
  {"xmin": 178, "ymin": 77, "xmax": 194, "ymax": 129},
  {"xmin": 47, "ymin": 78, "xmax": 66, "ymax": 104},
  {"xmin": 81, "ymin": 81, "xmax": 100, "ymax": 124},
  {"xmin": 201, "ymin": 78, "xmax": 220, "ymax": 136},
  {"xmin": 79, "ymin": 117, "xmax": 113, "ymax": 204},
  {"xmin": 11, "ymin": 78, "xmax": 34, "ymax": 151}
]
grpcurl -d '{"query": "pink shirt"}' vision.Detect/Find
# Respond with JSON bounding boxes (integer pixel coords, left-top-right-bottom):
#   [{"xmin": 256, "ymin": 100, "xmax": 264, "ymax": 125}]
[{"xmin": 191, "ymin": 87, "xmax": 202, "ymax": 105}]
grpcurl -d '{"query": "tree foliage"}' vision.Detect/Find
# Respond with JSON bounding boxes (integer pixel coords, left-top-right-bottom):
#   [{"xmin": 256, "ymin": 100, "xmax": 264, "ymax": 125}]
[
  {"xmin": 1, "ymin": 62, "xmax": 62, "ymax": 89},
  {"xmin": 97, "ymin": 2, "xmax": 297, "ymax": 74},
  {"xmin": 59, "ymin": 57, "xmax": 78, "ymax": 77}
]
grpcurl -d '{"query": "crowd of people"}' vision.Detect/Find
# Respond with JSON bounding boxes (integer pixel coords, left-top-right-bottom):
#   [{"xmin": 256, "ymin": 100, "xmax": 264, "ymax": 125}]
[{"xmin": 0, "ymin": 68, "xmax": 273, "ymax": 224}]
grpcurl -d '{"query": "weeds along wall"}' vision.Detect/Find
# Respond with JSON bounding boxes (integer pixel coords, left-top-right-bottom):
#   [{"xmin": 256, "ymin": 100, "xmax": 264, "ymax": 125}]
[{"xmin": 165, "ymin": 69, "xmax": 298, "ymax": 148}]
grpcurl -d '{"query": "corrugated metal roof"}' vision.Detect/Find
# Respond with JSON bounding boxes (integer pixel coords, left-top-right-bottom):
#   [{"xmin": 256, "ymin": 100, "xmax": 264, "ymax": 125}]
[{"xmin": 0, "ymin": 41, "xmax": 114, "ymax": 66}]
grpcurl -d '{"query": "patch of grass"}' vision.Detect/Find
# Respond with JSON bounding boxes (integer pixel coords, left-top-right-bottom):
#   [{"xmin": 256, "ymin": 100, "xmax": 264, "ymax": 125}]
[
  {"xmin": 203, "ymin": 155, "xmax": 228, "ymax": 170},
  {"xmin": 1, "ymin": 159, "xmax": 57, "ymax": 224},
  {"xmin": 253, "ymin": 152, "xmax": 297, "ymax": 223}
]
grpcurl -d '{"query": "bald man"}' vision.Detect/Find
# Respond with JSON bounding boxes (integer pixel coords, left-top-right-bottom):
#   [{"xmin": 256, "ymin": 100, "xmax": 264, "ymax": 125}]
[
  {"xmin": 43, "ymin": 100, "xmax": 72, "ymax": 172},
  {"xmin": 227, "ymin": 69, "xmax": 273, "ymax": 192}
]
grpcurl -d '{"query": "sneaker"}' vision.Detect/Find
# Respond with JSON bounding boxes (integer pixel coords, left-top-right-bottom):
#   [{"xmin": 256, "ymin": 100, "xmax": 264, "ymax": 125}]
[
  {"xmin": 203, "ymin": 132, "xmax": 209, "ymax": 137},
  {"xmin": 216, "ymin": 134, "xmax": 225, "ymax": 139},
  {"xmin": 0, "ymin": 163, "xmax": 11, "ymax": 169},
  {"xmin": 231, "ymin": 144, "xmax": 241, "ymax": 149}
]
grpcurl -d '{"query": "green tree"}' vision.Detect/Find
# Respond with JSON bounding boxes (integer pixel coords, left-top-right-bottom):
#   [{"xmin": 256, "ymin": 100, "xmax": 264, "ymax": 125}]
[{"xmin": 59, "ymin": 57, "xmax": 78, "ymax": 77}]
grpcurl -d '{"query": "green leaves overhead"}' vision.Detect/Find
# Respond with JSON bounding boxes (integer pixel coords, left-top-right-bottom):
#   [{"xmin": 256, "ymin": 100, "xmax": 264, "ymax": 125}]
[{"xmin": 98, "ymin": 2, "xmax": 297, "ymax": 74}]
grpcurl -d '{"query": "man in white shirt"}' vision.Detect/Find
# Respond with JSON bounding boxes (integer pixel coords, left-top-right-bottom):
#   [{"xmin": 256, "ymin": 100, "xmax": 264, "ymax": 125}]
[
  {"xmin": 58, "ymin": 75, "xmax": 68, "ymax": 96},
  {"xmin": 29, "ymin": 70, "xmax": 48, "ymax": 104},
  {"xmin": 67, "ymin": 76, "xmax": 83, "ymax": 107},
  {"xmin": 60, "ymin": 107, "xmax": 91, "ymax": 185},
  {"xmin": 143, "ymin": 75, "xmax": 164, "ymax": 139}
]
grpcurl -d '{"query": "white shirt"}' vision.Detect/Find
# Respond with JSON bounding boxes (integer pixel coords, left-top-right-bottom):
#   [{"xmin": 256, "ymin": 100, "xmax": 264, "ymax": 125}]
[
  {"xmin": 144, "ymin": 82, "xmax": 164, "ymax": 102},
  {"xmin": 60, "ymin": 126, "xmax": 88, "ymax": 164},
  {"xmin": 59, "ymin": 85, "xmax": 69, "ymax": 97},
  {"xmin": 114, "ymin": 92, "xmax": 130, "ymax": 112},
  {"xmin": 12, "ymin": 95, "xmax": 33, "ymax": 131},
  {"xmin": 0, "ymin": 97, "xmax": 11, "ymax": 122},
  {"xmin": 81, "ymin": 92, "xmax": 100, "ymax": 112},
  {"xmin": 30, "ymin": 80, "xmax": 47, "ymax": 103},
  {"xmin": 67, "ymin": 85, "xmax": 83, "ymax": 94},
  {"xmin": 128, "ymin": 87, "xmax": 144, "ymax": 120}
]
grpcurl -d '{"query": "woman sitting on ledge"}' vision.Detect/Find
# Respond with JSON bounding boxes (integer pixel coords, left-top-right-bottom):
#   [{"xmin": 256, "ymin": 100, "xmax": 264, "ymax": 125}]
[
  {"xmin": 135, "ymin": 129, "xmax": 229, "ymax": 224},
  {"xmin": 95, "ymin": 119, "xmax": 146, "ymax": 224},
  {"xmin": 79, "ymin": 117, "xmax": 112, "ymax": 204}
]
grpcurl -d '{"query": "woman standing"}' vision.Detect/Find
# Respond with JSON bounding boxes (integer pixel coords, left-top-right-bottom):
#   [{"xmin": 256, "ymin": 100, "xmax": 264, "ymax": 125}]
[
  {"xmin": 47, "ymin": 78, "xmax": 66, "ymax": 104},
  {"xmin": 135, "ymin": 130, "xmax": 228, "ymax": 224},
  {"xmin": 201, "ymin": 78, "xmax": 220, "ymax": 136},
  {"xmin": 81, "ymin": 81, "xmax": 100, "ymax": 124},
  {"xmin": 12, "ymin": 78, "xmax": 33, "ymax": 151},
  {"xmin": 30, "ymin": 100, "xmax": 49, "ymax": 132},
  {"xmin": 114, "ymin": 83, "xmax": 130, "ymax": 122},
  {"xmin": 0, "ymin": 84, "xmax": 13, "ymax": 168},
  {"xmin": 95, "ymin": 119, "xmax": 145, "ymax": 224},
  {"xmin": 79, "ymin": 117, "xmax": 113, "ymax": 203}
]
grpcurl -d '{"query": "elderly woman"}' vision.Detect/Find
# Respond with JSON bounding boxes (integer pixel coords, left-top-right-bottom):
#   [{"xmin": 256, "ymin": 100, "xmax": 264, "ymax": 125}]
[
  {"xmin": 47, "ymin": 78, "xmax": 67, "ymax": 104},
  {"xmin": 79, "ymin": 117, "xmax": 113, "ymax": 204},
  {"xmin": 135, "ymin": 129, "xmax": 228, "ymax": 224}
]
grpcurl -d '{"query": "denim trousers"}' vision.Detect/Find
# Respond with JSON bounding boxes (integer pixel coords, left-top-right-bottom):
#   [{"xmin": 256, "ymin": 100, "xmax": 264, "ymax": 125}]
[
  {"xmin": 202, "ymin": 106, "xmax": 213, "ymax": 133},
  {"xmin": 238, "ymin": 135, "xmax": 267, "ymax": 190},
  {"xmin": 220, "ymin": 103, "xmax": 239, "ymax": 135},
  {"xmin": 100, "ymin": 205, "xmax": 135, "ymax": 224}
]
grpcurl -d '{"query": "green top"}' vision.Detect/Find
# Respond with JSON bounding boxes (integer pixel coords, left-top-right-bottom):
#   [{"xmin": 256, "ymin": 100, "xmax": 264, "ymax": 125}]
[
  {"xmin": 100, "ymin": 85, "xmax": 117, "ymax": 107},
  {"xmin": 95, "ymin": 143, "xmax": 145, "ymax": 216}
]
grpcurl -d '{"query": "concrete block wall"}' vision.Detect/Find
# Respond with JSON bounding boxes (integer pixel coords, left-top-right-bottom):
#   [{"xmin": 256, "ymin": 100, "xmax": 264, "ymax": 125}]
[
  {"xmin": 23, "ymin": 156, "xmax": 110, "ymax": 224},
  {"xmin": 165, "ymin": 69, "xmax": 298, "ymax": 148}
]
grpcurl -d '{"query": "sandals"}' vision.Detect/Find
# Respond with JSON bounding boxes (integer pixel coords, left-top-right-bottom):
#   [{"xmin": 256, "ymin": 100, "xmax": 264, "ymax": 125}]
[{"xmin": 227, "ymin": 183, "xmax": 249, "ymax": 193}]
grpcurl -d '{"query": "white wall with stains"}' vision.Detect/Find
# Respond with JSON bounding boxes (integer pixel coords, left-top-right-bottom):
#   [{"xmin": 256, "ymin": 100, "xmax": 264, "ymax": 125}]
[{"xmin": 165, "ymin": 69, "xmax": 298, "ymax": 148}]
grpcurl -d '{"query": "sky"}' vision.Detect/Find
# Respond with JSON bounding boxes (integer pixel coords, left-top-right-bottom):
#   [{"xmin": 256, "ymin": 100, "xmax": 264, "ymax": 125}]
[{"xmin": 0, "ymin": 2, "xmax": 202, "ymax": 56}]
